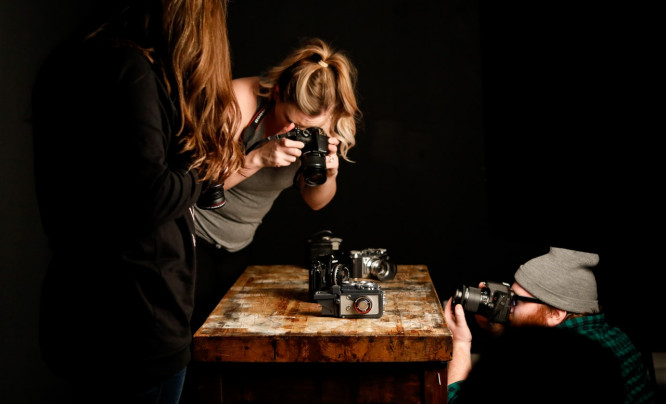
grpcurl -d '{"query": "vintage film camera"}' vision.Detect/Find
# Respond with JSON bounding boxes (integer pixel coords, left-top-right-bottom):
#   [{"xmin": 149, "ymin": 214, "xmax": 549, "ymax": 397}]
[
  {"xmin": 283, "ymin": 126, "xmax": 330, "ymax": 186},
  {"xmin": 452, "ymin": 281, "xmax": 513, "ymax": 324},
  {"xmin": 306, "ymin": 230, "xmax": 397, "ymax": 281},
  {"xmin": 350, "ymin": 248, "xmax": 397, "ymax": 281},
  {"xmin": 306, "ymin": 230, "xmax": 343, "ymax": 264},
  {"xmin": 313, "ymin": 280, "xmax": 385, "ymax": 318},
  {"xmin": 309, "ymin": 253, "xmax": 351, "ymax": 299}
]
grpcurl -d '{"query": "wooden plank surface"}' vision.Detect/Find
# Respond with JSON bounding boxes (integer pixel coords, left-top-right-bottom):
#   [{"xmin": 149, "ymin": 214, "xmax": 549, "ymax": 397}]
[{"xmin": 193, "ymin": 264, "xmax": 452, "ymax": 363}]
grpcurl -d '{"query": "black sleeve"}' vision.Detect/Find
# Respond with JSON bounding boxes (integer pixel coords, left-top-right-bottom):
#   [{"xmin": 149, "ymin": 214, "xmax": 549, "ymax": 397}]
[{"xmin": 32, "ymin": 41, "xmax": 201, "ymax": 241}]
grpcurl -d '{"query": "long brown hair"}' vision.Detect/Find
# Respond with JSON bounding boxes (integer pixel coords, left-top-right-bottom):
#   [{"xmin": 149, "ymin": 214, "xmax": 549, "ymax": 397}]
[{"xmin": 87, "ymin": 0, "xmax": 243, "ymax": 183}]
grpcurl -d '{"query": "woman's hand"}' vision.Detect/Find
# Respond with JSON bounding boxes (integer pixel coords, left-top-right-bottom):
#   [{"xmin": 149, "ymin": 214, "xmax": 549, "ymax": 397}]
[
  {"xmin": 255, "ymin": 136, "xmax": 304, "ymax": 168},
  {"xmin": 324, "ymin": 136, "xmax": 340, "ymax": 176}
]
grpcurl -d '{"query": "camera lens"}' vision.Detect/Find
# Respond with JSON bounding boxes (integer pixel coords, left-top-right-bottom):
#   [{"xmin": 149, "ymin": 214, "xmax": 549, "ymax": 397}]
[
  {"xmin": 368, "ymin": 259, "xmax": 397, "ymax": 281},
  {"xmin": 454, "ymin": 285, "xmax": 484, "ymax": 313},
  {"xmin": 331, "ymin": 263, "xmax": 350, "ymax": 286},
  {"xmin": 197, "ymin": 183, "xmax": 226, "ymax": 210},
  {"xmin": 300, "ymin": 153, "xmax": 327, "ymax": 186}
]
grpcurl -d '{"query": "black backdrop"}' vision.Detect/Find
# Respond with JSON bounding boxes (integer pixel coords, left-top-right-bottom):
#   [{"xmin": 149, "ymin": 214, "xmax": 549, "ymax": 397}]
[{"xmin": 0, "ymin": 1, "xmax": 661, "ymax": 402}]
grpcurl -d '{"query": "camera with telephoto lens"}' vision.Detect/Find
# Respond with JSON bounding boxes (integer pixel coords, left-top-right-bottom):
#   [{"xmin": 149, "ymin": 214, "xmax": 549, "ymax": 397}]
[
  {"xmin": 452, "ymin": 281, "xmax": 514, "ymax": 324},
  {"xmin": 313, "ymin": 280, "xmax": 385, "ymax": 318},
  {"xmin": 350, "ymin": 248, "xmax": 397, "ymax": 281},
  {"xmin": 284, "ymin": 126, "xmax": 329, "ymax": 186},
  {"xmin": 197, "ymin": 182, "xmax": 226, "ymax": 210},
  {"xmin": 309, "ymin": 253, "xmax": 351, "ymax": 299}
]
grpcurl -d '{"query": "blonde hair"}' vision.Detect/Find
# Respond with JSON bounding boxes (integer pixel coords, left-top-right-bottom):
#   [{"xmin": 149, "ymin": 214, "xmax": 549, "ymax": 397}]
[
  {"xmin": 88, "ymin": 0, "xmax": 243, "ymax": 184},
  {"xmin": 258, "ymin": 38, "xmax": 361, "ymax": 160}
]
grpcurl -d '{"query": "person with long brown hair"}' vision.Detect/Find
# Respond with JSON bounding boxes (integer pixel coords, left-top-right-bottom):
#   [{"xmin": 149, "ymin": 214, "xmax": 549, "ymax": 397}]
[
  {"xmin": 190, "ymin": 37, "xmax": 362, "ymax": 331},
  {"xmin": 31, "ymin": 0, "xmax": 243, "ymax": 402}
]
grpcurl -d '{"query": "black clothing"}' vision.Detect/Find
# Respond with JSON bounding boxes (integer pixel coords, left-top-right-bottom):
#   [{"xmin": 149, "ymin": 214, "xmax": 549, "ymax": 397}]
[{"xmin": 32, "ymin": 38, "xmax": 202, "ymax": 383}]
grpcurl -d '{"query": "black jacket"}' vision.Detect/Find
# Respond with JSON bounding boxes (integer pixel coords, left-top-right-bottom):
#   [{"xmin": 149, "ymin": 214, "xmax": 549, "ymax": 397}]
[{"xmin": 32, "ymin": 38, "xmax": 202, "ymax": 382}]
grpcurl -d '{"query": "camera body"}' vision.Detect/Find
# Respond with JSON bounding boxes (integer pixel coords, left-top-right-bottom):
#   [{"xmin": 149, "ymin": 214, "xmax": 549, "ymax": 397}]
[
  {"xmin": 313, "ymin": 280, "xmax": 385, "ymax": 318},
  {"xmin": 452, "ymin": 281, "xmax": 514, "ymax": 324},
  {"xmin": 309, "ymin": 253, "xmax": 351, "ymax": 299},
  {"xmin": 350, "ymin": 248, "xmax": 397, "ymax": 281},
  {"xmin": 306, "ymin": 230, "xmax": 343, "ymax": 265},
  {"xmin": 284, "ymin": 127, "xmax": 329, "ymax": 186}
]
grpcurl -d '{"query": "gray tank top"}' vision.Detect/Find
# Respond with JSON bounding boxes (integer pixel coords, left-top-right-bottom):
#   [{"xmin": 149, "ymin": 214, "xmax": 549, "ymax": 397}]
[{"xmin": 194, "ymin": 98, "xmax": 301, "ymax": 252}]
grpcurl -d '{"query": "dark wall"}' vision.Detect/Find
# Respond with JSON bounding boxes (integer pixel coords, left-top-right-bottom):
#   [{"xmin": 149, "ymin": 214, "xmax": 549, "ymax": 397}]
[
  {"xmin": 226, "ymin": 0, "xmax": 505, "ymax": 296},
  {"xmin": 478, "ymin": 2, "xmax": 663, "ymax": 358},
  {"xmin": 0, "ymin": 1, "xmax": 659, "ymax": 402}
]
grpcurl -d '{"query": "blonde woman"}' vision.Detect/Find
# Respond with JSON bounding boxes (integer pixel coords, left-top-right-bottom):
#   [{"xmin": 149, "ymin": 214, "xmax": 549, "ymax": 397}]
[
  {"xmin": 32, "ymin": 0, "xmax": 243, "ymax": 402},
  {"xmin": 191, "ymin": 37, "xmax": 361, "ymax": 330}
]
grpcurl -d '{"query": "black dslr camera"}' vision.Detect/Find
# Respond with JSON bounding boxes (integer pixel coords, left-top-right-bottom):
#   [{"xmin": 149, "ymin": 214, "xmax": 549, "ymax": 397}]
[
  {"xmin": 313, "ymin": 280, "xmax": 385, "ymax": 318},
  {"xmin": 452, "ymin": 281, "xmax": 514, "ymax": 324},
  {"xmin": 283, "ymin": 127, "xmax": 330, "ymax": 186}
]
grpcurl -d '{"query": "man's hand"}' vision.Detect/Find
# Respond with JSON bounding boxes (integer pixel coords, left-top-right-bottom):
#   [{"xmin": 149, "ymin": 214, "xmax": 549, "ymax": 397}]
[{"xmin": 443, "ymin": 297, "xmax": 473, "ymax": 384}]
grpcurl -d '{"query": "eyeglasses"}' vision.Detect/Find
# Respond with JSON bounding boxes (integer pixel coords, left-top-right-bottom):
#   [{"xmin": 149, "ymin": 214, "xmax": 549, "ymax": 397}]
[{"xmin": 511, "ymin": 294, "xmax": 547, "ymax": 307}]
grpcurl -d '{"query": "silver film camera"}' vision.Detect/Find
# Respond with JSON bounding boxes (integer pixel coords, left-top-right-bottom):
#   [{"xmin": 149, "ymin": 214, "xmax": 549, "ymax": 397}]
[
  {"xmin": 350, "ymin": 248, "xmax": 397, "ymax": 281},
  {"xmin": 313, "ymin": 280, "xmax": 385, "ymax": 318}
]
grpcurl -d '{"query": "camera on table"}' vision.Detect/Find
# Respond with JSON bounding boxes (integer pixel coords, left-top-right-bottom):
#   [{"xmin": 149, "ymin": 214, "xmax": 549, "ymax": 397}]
[
  {"xmin": 306, "ymin": 230, "xmax": 343, "ymax": 264},
  {"xmin": 309, "ymin": 253, "xmax": 351, "ymax": 299},
  {"xmin": 313, "ymin": 280, "xmax": 385, "ymax": 318},
  {"xmin": 306, "ymin": 231, "xmax": 397, "ymax": 297},
  {"xmin": 197, "ymin": 182, "xmax": 226, "ymax": 210},
  {"xmin": 284, "ymin": 127, "xmax": 330, "ymax": 186},
  {"xmin": 350, "ymin": 248, "xmax": 397, "ymax": 281},
  {"xmin": 452, "ymin": 281, "xmax": 514, "ymax": 324}
]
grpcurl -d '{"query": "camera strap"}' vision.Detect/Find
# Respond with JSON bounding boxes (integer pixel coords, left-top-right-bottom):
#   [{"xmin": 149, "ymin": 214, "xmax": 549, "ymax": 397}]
[{"xmin": 245, "ymin": 101, "xmax": 276, "ymax": 153}]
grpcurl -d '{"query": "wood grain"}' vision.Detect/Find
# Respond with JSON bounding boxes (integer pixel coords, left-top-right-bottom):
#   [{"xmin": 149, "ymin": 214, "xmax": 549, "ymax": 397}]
[{"xmin": 193, "ymin": 265, "xmax": 452, "ymax": 363}]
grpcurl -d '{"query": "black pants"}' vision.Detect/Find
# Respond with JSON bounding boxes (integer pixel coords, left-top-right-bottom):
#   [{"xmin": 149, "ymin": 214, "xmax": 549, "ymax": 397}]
[
  {"xmin": 191, "ymin": 237, "xmax": 252, "ymax": 333},
  {"xmin": 182, "ymin": 238, "xmax": 252, "ymax": 404}
]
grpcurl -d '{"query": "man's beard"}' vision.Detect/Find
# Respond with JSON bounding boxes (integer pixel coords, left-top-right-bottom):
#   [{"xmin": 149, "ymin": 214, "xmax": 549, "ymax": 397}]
[{"xmin": 509, "ymin": 305, "xmax": 551, "ymax": 327}]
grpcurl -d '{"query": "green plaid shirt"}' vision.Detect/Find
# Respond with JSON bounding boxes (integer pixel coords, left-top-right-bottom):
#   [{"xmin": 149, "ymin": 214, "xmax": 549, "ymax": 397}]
[
  {"xmin": 556, "ymin": 314, "xmax": 654, "ymax": 404},
  {"xmin": 447, "ymin": 313, "xmax": 655, "ymax": 403}
]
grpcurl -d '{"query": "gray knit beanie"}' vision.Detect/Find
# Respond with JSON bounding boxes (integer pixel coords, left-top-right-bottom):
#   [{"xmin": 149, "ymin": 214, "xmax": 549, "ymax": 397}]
[{"xmin": 514, "ymin": 247, "xmax": 600, "ymax": 313}]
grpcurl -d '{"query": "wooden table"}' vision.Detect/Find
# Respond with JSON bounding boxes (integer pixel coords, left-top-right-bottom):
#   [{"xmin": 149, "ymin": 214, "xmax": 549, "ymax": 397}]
[{"xmin": 192, "ymin": 264, "xmax": 452, "ymax": 403}]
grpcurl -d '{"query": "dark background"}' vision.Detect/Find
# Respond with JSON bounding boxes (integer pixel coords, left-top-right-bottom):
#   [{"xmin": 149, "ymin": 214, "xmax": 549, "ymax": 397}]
[{"xmin": 1, "ymin": 0, "xmax": 660, "ymax": 402}]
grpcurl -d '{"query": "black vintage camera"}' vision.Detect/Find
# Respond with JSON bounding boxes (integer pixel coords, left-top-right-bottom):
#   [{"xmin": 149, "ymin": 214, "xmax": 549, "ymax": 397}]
[
  {"xmin": 452, "ymin": 281, "xmax": 514, "ymax": 324},
  {"xmin": 283, "ymin": 126, "xmax": 329, "ymax": 186},
  {"xmin": 306, "ymin": 230, "xmax": 343, "ymax": 264},
  {"xmin": 313, "ymin": 280, "xmax": 385, "ymax": 318},
  {"xmin": 350, "ymin": 248, "xmax": 397, "ymax": 281},
  {"xmin": 309, "ymin": 253, "xmax": 351, "ymax": 299},
  {"xmin": 197, "ymin": 182, "xmax": 226, "ymax": 210}
]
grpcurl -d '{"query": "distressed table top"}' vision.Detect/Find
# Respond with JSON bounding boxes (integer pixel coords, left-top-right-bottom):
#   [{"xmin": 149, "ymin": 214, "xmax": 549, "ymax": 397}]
[{"xmin": 193, "ymin": 264, "xmax": 452, "ymax": 363}]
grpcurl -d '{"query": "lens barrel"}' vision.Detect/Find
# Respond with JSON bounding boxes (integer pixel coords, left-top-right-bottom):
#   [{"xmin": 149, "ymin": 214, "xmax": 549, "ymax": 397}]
[{"xmin": 197, "ymin": 183, "xmax": 226, "ymax": 210}]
